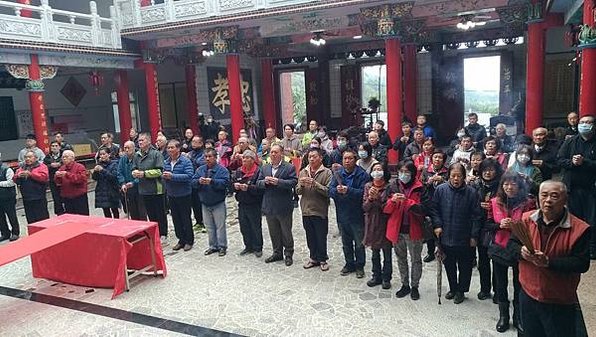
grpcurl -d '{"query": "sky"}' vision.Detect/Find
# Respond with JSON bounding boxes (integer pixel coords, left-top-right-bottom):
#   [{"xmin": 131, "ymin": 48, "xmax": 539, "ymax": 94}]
[{"xmin": 464, "ymin": 55, "xmax": 500, "ymax": 91}]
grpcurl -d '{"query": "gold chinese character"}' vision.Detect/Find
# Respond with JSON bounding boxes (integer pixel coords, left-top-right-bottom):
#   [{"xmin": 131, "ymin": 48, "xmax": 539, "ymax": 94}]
[
  {"xmin": 211, "ymin": 73, "xmax": 230, "ymax": 114},
  {"xmin": 241, "ymin": 76, "xmax": 251, "ymax": 113}
]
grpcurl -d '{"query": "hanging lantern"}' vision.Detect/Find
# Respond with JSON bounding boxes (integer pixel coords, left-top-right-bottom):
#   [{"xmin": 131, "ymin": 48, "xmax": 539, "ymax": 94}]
[{"xmin": 88, "ymin": 70, "xmax": 103, "ymax": 95}]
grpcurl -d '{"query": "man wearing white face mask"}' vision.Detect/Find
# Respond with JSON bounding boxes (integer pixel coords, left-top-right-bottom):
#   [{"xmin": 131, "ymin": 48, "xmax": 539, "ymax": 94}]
[{"xmin": 557, "ymin": 114, "xmax": 596, "ymax": 259}]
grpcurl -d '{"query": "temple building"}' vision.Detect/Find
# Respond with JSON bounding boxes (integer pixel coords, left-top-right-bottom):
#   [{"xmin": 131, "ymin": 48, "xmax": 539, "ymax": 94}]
[{"xmin": 0, "ymin": 0, "xmax": 594, "ymax": 161}]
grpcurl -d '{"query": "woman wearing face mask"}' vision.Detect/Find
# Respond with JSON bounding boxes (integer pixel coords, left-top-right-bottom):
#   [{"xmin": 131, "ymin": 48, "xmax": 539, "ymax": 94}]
[
  {"xmin": 92, "ymin": 147, "xmax": 121, "ymax": 218},
  {"xmin": 384, "ymin": 161, "xmax": 426, "ymax": 300},
  {"xmin": 356, "ymin": 143, "xmax": 379, "ymax": 174},
  {"xmin": 362, "ymin": 162, "xmax": 393, "ymax": 289},
  {"xmin": 300, "ymin": 137, "xmax": 331, "ymax": 170},
  {"xmin": 509, "ymin": 144, "xmax": 542, "ymax": 195},
  {"xmin": 486, "ymin": 172, "xmax": 535, "ymax": 333},
  {"xmin": 472, "ymin": 159, "xmax": 504, "ymax": 303}
]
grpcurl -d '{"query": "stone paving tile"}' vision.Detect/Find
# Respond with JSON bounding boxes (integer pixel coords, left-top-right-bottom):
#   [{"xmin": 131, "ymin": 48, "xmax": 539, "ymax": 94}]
[{"xmin": 0, "ymin": 193, "xmax": 594, "ymax": 336}]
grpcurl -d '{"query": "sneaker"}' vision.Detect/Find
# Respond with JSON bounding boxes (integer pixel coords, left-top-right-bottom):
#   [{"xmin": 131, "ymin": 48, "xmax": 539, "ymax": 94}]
[
  {"xmin": 254, "ymin": 251, "xmax": 263, "ymax": 258},
  {"xmin": 8, "ymin": 234, "xmax": 19, "ymax": 242},
  {"xmin": 239, "ymin": 248, "xmax": 253, "ymax": 256},
  {"xmin": 172, "ymin": 243, "xmax": 184, "ymax": 251},
  {"xmin": 218, "ymin": 249, "xmax": 227, "ymax": 257},
  {"xmin": 454, "ymin": 292, "xmax": 465, "ymax": 304},
  {"xmin": 367, "ymin": 278, "xmax": 382, "ymax": 287},
  {"xmin": 477, "ymin": 291, "xmax": 492, "ymax": 300},
  {"xmin": 265, "ymin": 255, "xmax": 283, "ymax": 263},
  {"xmin": 183, "ymin": 244, "xmax": 193, "ymax": 251},
  {"xmin": 160, "ymin": 236, "xmax": 168, "ymax": 246},
  {"xmin": 204, "ymin": 248, "xmax": 219, "ymax": 255},
  {"xmin": 445, "ymin": 291, "xmax": 456, "ymax": 300},
  {"xmin": 382, "ymin": 281, "xmax": 391, "ymax": 290},
  {"xmin": 423, "ymin": 254, "xmax": 435, "ymax": 263},
  {"xmin": 355, "ymin": 269, "xmax": 365, "ymax": 279},
  {"xmin": 284, "ymin": 256, "xmax": 293, "ymax": 266},
  {"xmin": 340, "ymin": 266, "xmax": 355, "ymax": 276},
  {"xmin": 410, "ymin": 287, "xmax": 420, "ymax": 300},
  {"xmin": 319, "ymin": 262, "xmax": 329, "ymax": 271},
  {"xmin": 395, "ymin": 285, "xmax": 411, "ymax": 298}
]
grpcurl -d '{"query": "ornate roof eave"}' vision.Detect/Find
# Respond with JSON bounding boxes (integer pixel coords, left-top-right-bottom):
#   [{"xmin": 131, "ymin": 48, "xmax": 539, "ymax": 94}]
[{"xmin": 0, "ymin": 38, "xmax": 140, "ymax": 58}]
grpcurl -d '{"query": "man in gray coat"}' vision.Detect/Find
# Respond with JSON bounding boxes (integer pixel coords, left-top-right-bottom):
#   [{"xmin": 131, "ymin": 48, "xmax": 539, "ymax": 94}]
[{"xmin": 257, "ymin": 144, "xmax": 298, "ymax": 266}]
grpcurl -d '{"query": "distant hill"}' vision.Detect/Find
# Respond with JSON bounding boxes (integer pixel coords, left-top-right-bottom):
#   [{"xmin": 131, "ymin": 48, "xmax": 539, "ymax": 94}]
[{"xmin": 465, "ymin": 90, "xmax": 499, "ymax": 115}]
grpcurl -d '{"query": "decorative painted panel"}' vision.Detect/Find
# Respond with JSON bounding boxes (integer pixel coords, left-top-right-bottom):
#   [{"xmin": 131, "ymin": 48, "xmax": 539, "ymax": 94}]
[
  {"xmin": 141, "ymin": 6, "xmax": 167, "ymax": 23},
  {"xmin": 56, "ymin": 26, "xmax": 92, "ymax": 43},
  {"xmin": 0, "ymin": 18, "xmax": 41, "ymax": 38},
  {"xmin": 219, "ymin": 0, "xmax": 255, "ymax": 12},
  {"xmin": 174, "ymin": 1, "xmax": 207, "ymax": 18},
  {"xmin": 38, "ymin": 55, "xmax": 134, "ymax": 69}
]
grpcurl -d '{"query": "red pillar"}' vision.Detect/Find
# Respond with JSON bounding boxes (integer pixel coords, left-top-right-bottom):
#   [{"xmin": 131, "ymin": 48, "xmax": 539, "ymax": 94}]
[
  {"xmin": 525, "ymin": 22, "xmax": 545, "ymax": 133},
  {"xmin": 115, "ymin": 70, "xmax": 132, "ymax": 146},
  {"xmin": 385, "ymin": 38, "xmax": 403, "ymax": 164},
  {"xmin": 403, "ymin": 44, "xmax": 418, "ymax": 124},
  {"xmin": 143, "ymin": 63, "xmax": 161, "ymax": 142},
  {"xmin": 27, "ymin": 54, "xmax": 49, "ymax": 154},
  {"xmin": 580, "ymin": 0, "xmax": 596, "ymax": 117},
  {"xmin": 260, "ymin": 59, "xmax": 277, "ymax": 129},
  {"xmin": 226, "ymin": 54, "xmax": 244, "ymax": 141},
  {"xmin": 185, "ymin": 64, "xmax": 199, "ymax": 134}
]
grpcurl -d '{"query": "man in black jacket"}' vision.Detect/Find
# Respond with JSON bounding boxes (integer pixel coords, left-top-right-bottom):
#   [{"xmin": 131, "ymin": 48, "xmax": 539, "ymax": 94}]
[
  {"xmin": 532, "ymin": 127, "xmax": 559, "ymax": 180},
  {"xmin": 373, "ymin": 120, "xmax": 392, "ymax": 148},
  {"xmin": 465, "ymin": 113, "xmax": 487, "ymax": 148}
]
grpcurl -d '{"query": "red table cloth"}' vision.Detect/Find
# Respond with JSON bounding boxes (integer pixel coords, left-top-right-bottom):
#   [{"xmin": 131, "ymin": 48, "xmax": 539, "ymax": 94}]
[{"xmin": 28, "ymin": 214, "xmax": 167, "ymax": 299}]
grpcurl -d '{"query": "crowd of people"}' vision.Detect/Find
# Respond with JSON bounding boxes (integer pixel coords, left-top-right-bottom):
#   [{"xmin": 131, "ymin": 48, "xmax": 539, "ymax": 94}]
[{"xmin": 0, "ymin": 112, "xmax": 594, "ymax": 336}]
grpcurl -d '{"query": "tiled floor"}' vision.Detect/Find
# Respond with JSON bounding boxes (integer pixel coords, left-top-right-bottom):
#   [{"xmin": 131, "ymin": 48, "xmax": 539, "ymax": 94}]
[{"xmin": 0, "ymin": 193, "xmax": 594, "ymax": 336}]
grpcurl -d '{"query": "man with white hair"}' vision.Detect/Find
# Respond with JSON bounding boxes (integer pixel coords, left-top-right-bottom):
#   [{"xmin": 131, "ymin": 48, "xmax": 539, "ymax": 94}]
[
  {"xmin": 14, "ymin": 150, "xmax": 49, "ymax": 224},
  {"xmin": 0, "ymin": 153, "xmax": 20, "ymax": 241},
  {"xmin": 367, "ymin": 131, "xmax": 388, "ymax": 164},
  {"xmin": 54, "ymin": 150, "xmax": 89, "ymax": 215},
  {"xmin": 494, "ymin": 123, "xmax": 514, "ymax": 153},
  {"xmin": 156, "ymin": 134, "xmax": 169, "ymax": 161}
]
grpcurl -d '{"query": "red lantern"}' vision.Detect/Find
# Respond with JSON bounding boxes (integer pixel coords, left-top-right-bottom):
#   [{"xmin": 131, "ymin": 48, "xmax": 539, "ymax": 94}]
[{"xmin": 88, "ymin": 70, "xmax": 104, "ymax": 95}]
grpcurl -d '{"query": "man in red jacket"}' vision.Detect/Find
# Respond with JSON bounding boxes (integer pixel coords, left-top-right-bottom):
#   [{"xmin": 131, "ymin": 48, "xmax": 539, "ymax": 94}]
[
  {"xmin": 510, "ymin": 180, "xmax": 590, "ymax": 337},
  {"xmin": 54, "ymin": 150, "xmax": 89, "ymax": 215},
  {"xmin": 14, "ymin": 150, "xmax": 49, "ymax": 224}
]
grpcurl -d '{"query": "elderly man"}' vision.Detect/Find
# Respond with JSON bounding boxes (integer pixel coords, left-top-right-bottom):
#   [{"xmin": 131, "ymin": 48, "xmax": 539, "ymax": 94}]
[
  {"xmin": 163, "ymin": 140, "xmax": 195, "ymax": 251},
  {"xmin": 230, "ymin": 136, "xmax": 257, "ymax": 170},
  {"xmin": 259, "ymin": 127, "xmax": 281, "ymax": 154},
  {"xmin": 494, "ymin": 123, "xmax": 514, "ymax": 153},
  {"xmin": 301, "ymin": 120, "xmax": 319, "ymax": 150},
  {"xmin": 509, "ymin": 181, "xmax": 590, "ymax": 337},
  {"xmin": 117, "ymin": 141, "xmax": 146, "ymax": 220},
  {"xmin": 557, "ymin": 114, "xmax": 596, "ymax": 259},
  {"xmin": 297, "ymin": 148, "xmax": 332, "ymax": 271},
  {"xmin": 155, "ymin": 134, "xmax": 169, "ymax": 161},
  {"xmin": 194, "ymin": 148, "xmax": 230, "ymax": 256},
  {"xmin": 257, "ymin": 144, "xmax": 298, "ymax": 266},
  {"xmin": 44, "ymin": 141, "xmax": 66, "ymax": 215},
  {"xmin": 0, "ymin": 154, "xmax": 20, "ymax": 241},
  {"xmin": 564, "ymin": 111, "xmax": 579, "ymax": 139},
  {"xmin": 330, "ymin": 149, "xmax": 370, "ymax": 278},
  {"xmin": 133, "ymin": 133, "xmax": 168, "ymax": 242},
  {"xmin": 14, "ymin": 151, "xmax": 49, "ymax": 224},
  {"xmin": 18, "ymin": 134, "xmax": 45, "ymax": 165},
  {"xmin": 532, "ymin": 127, "xmax": 559, "ymax": 180},
  {"xmin": 54, "ymin": 150, "xmax": 89, "ymax": 215},
  {"xmin": 367, "ymin": 131, "xmax": 388, "ymax": 164},
  {"xmin": 403, "ymin": 128, "xmax": 425, "ymax": 161}
]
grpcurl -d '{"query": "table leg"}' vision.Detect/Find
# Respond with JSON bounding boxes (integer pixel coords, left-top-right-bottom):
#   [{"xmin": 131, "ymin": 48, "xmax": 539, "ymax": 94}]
[{"xmin": 146, "ymin": 230, "xmax": 158, "ymax": 277}]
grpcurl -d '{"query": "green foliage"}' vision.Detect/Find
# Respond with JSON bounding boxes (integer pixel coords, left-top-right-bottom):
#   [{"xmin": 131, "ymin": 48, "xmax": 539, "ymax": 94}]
[
  {"xmin": 464, "ymin": 90, "xmax": 499, "ymax": 115},
  {"xmin": 291, "ymin": 72, "xmax": 306, "ymax": 127}
]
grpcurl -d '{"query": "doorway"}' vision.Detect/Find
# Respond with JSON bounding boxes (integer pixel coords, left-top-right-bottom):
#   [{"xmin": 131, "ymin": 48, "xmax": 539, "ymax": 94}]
[
  {"xmin": 278, "ymin": 70, "xmax": 306, "ymax": 132},
  {"xmin": 463, "ymin": 55, "xmax": 500, "ymax": 128}
]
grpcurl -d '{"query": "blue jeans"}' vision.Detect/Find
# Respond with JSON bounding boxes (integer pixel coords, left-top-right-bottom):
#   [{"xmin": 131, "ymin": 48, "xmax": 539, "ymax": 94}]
[{"xmin": 202, "ymin": 201, "xmax": 227, "ymax": 250}]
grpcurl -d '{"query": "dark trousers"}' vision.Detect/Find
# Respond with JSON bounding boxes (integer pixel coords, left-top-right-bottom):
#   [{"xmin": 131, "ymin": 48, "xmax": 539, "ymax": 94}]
[
  {"xmin": 443, "ymin": 245, "xmax": 474, "ymax": 293},
  {"xmin": 265, "ymin": 213, "xmax": 293, "ymax": 257},
  {"xmin": 568, "ymin": 189, "xmax": 596, "ymax": 252},
  {"xmin": 302, "ymin": 216, "xmax": 328, "ymax": 262},
  {"xmin": 339, "ymin": 220, "xmax": 366, "ymax": 270},
  {"xmin": 23, "ymin": 198, "xmax": 50, "ymax": 224},
  {"xmin": 191, "ymin": 188, "xmax": 203, "ymax": 225},
  {"xmin": 494, "ymin": 261, "xmax": 520, "ymax": 304},
  {"xmin": 371, "ymin": 247, "xmax": 392, "ymax": 282},
  {"xmin": 0, "ymin": 198, "xmax": 19, "ymax": 236},
  {"xmin": 63, "ymin": 194, "xmax": 89, "ymax": 215},
  {"xmin": 426, "ymin": 238, "xmax": 435, "ymax": 255},
  {"xmin": 124, "ymin": 189, "xmax": 147, "ymax": 221},
  {"xmin": 169, "ymin": 195, "xmax": 194, "ymax": 246},
  {"xmin": 477, "ymin": 244, "xmax": 494, "ymax": 294},
  {"xmin": 239, "ymin": 203, "xmax": 263, "ymax": 252},
  {"xmin": 520, "ymin": 290, "xmax": 579, "ymax": 337},
  {"xmin": 102, "ymin": 207, "xmax": 119, "ymax": 218},
  {"xmin": 143, "ymin": 194, "xmax": 168, "ymax": 237},
  {"xmin": 49, "ymin": 182, "xmax": 65, "ymax": 215}
]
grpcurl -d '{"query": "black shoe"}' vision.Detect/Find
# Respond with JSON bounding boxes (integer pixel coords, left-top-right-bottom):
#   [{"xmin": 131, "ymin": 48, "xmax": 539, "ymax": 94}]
[
  {"xmin": 477, "ymin": 291, "xmax": 492, "ymax": 300},
  {"xmin": 493, "ymin": 296, "xmax": 499, "ymax": 304},
  {"xmin": 454, "ymin": 292, "xmax": 465, "ymax": 304},
  {"xmin": 265, "ymin": 255, "xmax": 283, "ymax": 263},
  {"xmin": 293, "ymin": 200, "xmax": 299, "ymax": 208},
  {"xmin": 340, "ymin": 266, "xmax": 355, "ymax": 276},
  {"xmin": 497, "ymin": 303, "xmax": 510, "ymax": 333},
  {"xmin": 183, "ymin": 244, "xmax": 192, "ymax": 251},
  {"xmin": 285, "ymin": 256, "xmax": 293, "ymax": 266},
  {"xmin": 172, "ymin": 243, "xmax": 184, "ymax": 251},
  {"xmin": 513, "ymin": 302, "xmax": 523, "ymax": 334},
  {"xmin": 239, "ymin": 248, "xmax": 253, "ymax": 256},
  {"xmin": 423, "ymin": 254, "xmax": 435, "ymax": 263},
  {"xmin": 204, "ymin": 248, "xmax": 219, "ymax": 255},
  {"xmin": 0, "ymin": 235, "xmax": 9, "ymax": 243},
  {"xmin": 382, "ymin": 281, "xmax": 391, "ymax": 289},
  {"xmin": 355, "ymin": 269, "xmax": 365, "ymax": 279},
  {"xmin": 590, "ymin": 251, "xmax": 596, "ymax": 260},
  {"xmin": 395, "ymin": 285, "xmax": 411, "ymax": 298},
  {"xmin": 445, "ymin": 291, "xmax": 455, "ymax": 300},
  {"xmin": 410, "ymin": 287, "xmax": 420, "ymax": 300},
  {"xmin": 254, "ymin": 251, "xmax": 263, "ymax": 258},
  {"xmin": 218, "ymin": 249, "xmax": 227, "ymax": 257},
  {"xmin": 8, "ymin": 234, "xmax": 17, "ymax": 242},
  {"xmin": 367, "ymin": 278, "xmax": 382, "ymax": 287}
]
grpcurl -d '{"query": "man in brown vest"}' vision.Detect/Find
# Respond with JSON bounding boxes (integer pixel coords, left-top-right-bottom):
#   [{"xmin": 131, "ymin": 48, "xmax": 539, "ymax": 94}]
[{"xmin": 509, "ymin": 180, "xmax": 590, "ymax": 337}]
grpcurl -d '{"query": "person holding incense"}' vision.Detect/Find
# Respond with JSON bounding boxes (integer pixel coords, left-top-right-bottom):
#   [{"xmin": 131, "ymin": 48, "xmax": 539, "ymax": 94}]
[{"xmin": 486, "ymin": 172, "xmax": 535, "ymax": 333}]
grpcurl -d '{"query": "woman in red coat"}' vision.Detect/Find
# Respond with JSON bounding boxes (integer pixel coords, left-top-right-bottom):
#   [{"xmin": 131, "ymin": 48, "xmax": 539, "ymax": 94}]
[{"xmin": 384, "ymin": 160, "xmax": 425, "ymax": 300}]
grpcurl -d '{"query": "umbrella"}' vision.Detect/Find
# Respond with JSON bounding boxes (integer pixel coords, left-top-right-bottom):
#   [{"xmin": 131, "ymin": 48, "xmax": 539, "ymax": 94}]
[{"xmin": 435, "ymin": 240, "xmax": 445, "ymax": 305}]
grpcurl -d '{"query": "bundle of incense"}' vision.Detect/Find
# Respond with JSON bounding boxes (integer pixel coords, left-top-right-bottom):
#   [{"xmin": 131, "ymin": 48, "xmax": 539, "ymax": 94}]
[{"xmin": 511, "ymin": 220, "xmax": 534, "ymax": 253}]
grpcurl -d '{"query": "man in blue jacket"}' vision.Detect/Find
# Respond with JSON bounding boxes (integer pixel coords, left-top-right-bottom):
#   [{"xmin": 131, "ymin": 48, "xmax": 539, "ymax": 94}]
[
  {"xmin": 330, "ymin": 149, "xmax": 370, "ymax": 278},
  {"xmin": 193, "ymin": 148, "xmax": 230, "ymax": 256},
  {"xmin": 163, "ymin": 140, "xmax": 195, "ymax": 251},
  {"xmin": 187, "ymin": 135, "xmax": 206, "ymax": 232},
  {"xmin": 117, "ymin": 141, "xmax": 146, "ymax": 221}
]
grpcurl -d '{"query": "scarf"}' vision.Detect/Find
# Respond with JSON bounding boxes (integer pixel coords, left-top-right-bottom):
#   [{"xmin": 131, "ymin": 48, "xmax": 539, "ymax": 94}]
[{"xmin": 240, "ymin": 163, "xmax": 258, "ymax": 179}]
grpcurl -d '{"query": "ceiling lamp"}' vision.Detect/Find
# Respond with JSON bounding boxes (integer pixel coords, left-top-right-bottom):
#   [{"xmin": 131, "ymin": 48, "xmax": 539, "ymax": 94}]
[
  {"xmin": 310, "ymin": 32, "xmax": 326, "ymax": 46},
  {"xmin": 456, "ymin": 16, "xmax": 487, "ymax": 30},
  {"xmin": 201, "ymin": 48, "xmax": 215, "ymax": 57}
]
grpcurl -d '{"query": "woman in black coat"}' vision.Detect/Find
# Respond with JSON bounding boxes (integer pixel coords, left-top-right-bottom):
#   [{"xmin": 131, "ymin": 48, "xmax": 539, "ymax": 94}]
[{"xmin": 92, "ymin": 147, "xmax": 121, "ymax": 218}]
